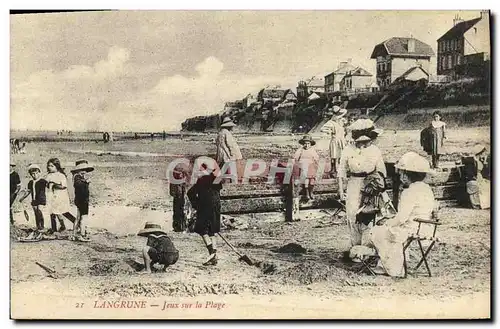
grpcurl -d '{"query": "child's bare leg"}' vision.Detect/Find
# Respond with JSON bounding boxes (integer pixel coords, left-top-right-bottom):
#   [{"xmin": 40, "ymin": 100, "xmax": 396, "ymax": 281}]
[
  {"xmin": 142, "ymin": 246, "xmax": 153, "ymax": 273},
  {"xmin": 56, "ymin": 215, "xmax": 66, "ymax": 231},
  {"xmin": 73, "ymin": 209, "xmax": 81, "ymax": 237},
  {"xmin": 210, "ymin": 235, "xmax": 217, "ymax": 252},
  {"xmin": 80, "ymin": 214, "xmax": 88, "ymax": 236}
]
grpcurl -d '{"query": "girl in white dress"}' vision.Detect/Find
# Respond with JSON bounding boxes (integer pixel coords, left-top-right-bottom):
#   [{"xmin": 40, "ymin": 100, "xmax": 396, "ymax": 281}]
[{"xmin": 46, "ymin": 158, "xmax": 76, "ymax": 233}]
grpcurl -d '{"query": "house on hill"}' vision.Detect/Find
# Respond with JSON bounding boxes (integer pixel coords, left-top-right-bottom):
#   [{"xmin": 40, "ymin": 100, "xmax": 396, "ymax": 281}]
[
  {"xmin": 257, "ymin": 88, "xmax": 297, "ymax": 104},
  {"xmin": 339, "ymin": 67, "xmax": 378, "ymax": 94},
  {"xmin": 370, "ymin": 37, "xmax": 434, "ymax": 90},
  {"xmin": 296, "ymin": 77, "xmax": 325, "ymax": 102},
  {"xmin": 324, "ymin": 60, "xmax": 356, "ymax": 94},
  {"xmin": 437, "ymin": 11, "xmax": 490, "ymax": 80}
]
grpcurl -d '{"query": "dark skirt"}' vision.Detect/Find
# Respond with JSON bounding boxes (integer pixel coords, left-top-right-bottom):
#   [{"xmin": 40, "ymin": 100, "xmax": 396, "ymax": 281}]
[{"xmin": 193, "ymin": 193, "xmax": 221, "ymax": 236}]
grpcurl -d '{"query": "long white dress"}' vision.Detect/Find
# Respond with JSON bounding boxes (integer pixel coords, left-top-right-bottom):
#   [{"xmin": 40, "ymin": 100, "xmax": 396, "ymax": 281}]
[
  {"xmin": 338, "ymin": 144, "xmax": 387, "ymax": 246},
  {"xmin": 46, "ymin": 172, "xmax": 71, "ymax": 215},
  {"xmin": 321, "ymin": 120, "xmax": 346, "ymax": 160},
  {"xmin": 370, "ymin": 181, "xmax": 436, "ymax": 277},
  {"xmin": 215, "ymin": 128, "xmax": 243, "ymax": 163}
]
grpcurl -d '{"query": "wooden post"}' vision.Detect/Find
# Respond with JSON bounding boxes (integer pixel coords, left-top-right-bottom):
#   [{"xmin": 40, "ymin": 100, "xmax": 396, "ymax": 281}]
[
  {"xmin": 391, "ymin": 166, "xmax": 401, "ymax": 211},
  {"xmin": 284, "ymin": 171, "xmax": 301, "ymax": 222}
]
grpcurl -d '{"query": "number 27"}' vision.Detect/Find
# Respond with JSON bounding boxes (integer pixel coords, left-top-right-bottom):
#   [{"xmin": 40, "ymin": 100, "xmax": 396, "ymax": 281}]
[{"xmin": 75, "ymin": 303, "xmax": 84, "ymax": 308}]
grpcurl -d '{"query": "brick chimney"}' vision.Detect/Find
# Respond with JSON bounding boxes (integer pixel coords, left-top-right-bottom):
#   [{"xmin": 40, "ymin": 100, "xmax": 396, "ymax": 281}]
[
  {"xmin": 408, "ymin": 38, "xmax": 415, "ymax": 53},
  {"xmin": 337, "ymin": 58, "xmax": 352, "ymax": 70},
  {"xmin": 453, "ymin": 14, "xmax": 464, "ymax": 26}
]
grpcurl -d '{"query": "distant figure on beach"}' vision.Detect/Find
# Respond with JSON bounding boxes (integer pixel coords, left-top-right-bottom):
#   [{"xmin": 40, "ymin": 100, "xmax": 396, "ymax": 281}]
[
  {"xmin": 150, "ymin": 133, "xmax": 154, "ymax": 141},
  {"xmin": 421, "ymin": 111, "xmax": 446, "ymax": 169},
  {"xmin": 162, "ymin": 130, "xmax": 166, "ymax": 140},
  {"xmin": 19, "ymin": 142, "xmax": 26, "ymax": 154}
]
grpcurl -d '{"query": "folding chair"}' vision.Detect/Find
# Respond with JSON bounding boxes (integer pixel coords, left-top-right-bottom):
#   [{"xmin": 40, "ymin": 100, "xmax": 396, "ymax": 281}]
[
  {"xmin": 331, "ymin": 196, "xmax": 347, "ymax": 224},
  {"xmin": 402, "ymin": 215, "xmax": 441, "ymax": 277}
]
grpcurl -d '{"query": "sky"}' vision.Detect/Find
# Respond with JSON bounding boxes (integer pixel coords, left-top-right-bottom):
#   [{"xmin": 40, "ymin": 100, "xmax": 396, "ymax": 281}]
[{"xmin": 10, "ymin": 10, "xmax": 484, "ymax": 132}]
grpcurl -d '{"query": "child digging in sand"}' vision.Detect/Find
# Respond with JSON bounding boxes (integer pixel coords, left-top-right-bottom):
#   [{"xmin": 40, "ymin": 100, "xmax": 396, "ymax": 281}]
[
  {"xmin": 138, "ymin": 222, "xmax": 179, "ymax": 273},
  {"xmin": 70, "ymin": 159, "xmax": 94, "ymax": 242}
]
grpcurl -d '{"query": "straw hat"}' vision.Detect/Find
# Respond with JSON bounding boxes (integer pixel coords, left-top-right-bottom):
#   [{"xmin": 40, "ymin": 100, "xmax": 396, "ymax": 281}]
[
  {"xmin": 28, "ymin": 164, "xmax": 41, "ymax": 172},
  {"xmin": 220, "ymin": 117, "xmax": 236, "ymax": 128},
  {"xmin": 137, "ymin": 222, "xmax": 167, "ymax": 237},
  {"xmin": 472, "ymin": 144, "xmax": 486, "ymax": 155},
  {"xmin": 349, "ymin": 118, "xmax": 375, "ymax": 131},
  {"xmin": 10, "ymin": 161, "xmax": 15, "ymax": 167},
  {"xmin": 395, "ymin": 152, "xmax": 432, "ymax": 173},
  {"xmin": 354, "ymin": 135, "xmax": 372, "ymax": 143},
  {"xmin": 71, "ymin": 159, "xmax": 94, "ymax": 173},
  {"xmin": 298, "ymin": 134, "xmax": 316, "ymax": 146},
  {"xmin": 332, "ymin": 106, "xmax": 348, "ymax": 118}
]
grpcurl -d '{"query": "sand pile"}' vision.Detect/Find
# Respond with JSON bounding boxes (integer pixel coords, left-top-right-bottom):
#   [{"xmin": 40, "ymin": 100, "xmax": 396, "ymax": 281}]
[
  {"xmin": 273, "ymin": 243, "xmax": 307, "ymax": 254},
  {"xmin": 86, "ymin": 259, "xmax": 136, "ymax": 276}
]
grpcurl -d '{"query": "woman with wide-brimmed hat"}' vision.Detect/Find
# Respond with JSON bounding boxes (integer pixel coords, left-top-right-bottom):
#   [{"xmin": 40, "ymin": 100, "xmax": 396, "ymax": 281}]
[
  {"xmin": 369, "ymin": 152, "xmax": 436, "ymax": 277},
  {"xmin": 321, "ymin": 106, "xmax": 348, "ymax": 177},
  {"xmin": 215, "ymin": 116, "xmax": 243, "ymax": 181},
  {"xmin": 338, "ymin": 119, "xmax": 387, "ymax": 249},
  {"xmin": 293, "ymin": 134, "xmax": 320, "ymax": 201}
]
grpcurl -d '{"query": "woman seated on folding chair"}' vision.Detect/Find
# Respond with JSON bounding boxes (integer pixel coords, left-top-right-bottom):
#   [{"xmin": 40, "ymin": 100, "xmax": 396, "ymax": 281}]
[{"xmin": 369, "ymin": 152, "xmax": 436, "ymax": 277}]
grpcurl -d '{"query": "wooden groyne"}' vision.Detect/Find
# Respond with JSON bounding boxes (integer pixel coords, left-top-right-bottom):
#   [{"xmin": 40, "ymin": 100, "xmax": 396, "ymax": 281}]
[{"xmin": 219, "ymin": 162, "xmax": 465, "ymax": 216}]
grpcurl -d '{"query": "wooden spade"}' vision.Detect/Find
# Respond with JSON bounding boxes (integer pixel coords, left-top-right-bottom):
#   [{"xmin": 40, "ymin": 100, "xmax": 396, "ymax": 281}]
[{"xmin": 217, "ymin": 233, "xmax": 254, "ymax": 266}]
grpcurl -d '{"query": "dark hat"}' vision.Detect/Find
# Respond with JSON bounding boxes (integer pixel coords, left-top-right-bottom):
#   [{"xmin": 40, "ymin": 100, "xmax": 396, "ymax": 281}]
[
  {"xmin": 71, "ymin": 159, "xmax": 94, "ymax": 173},
  {"xmin": 137, "ymin": 222, "xmax": 167, "ymax": 237},
  {"xmin": 298, "ymin": 134, "xmax": 316, "ymax": 146},
  {"xmin": 75, "ymin": 159, "xmax": 88, "ymax": 166}
]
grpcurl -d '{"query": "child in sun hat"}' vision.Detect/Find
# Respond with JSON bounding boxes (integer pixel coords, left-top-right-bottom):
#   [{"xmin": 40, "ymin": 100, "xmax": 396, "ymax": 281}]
[
  {"xmin": 138, "ymin": 222, "xmax": 179, "ymax": 273},
  {"xmin": 18, "ymin": 164, "xmax": 48, "ymax": 231},
  {"xmin": 293, "ymin": 134, "xmax": 320, "ymax": 201},
  {"xmin": 70, "ymin": 159, "xmax": 94, "ymax": 241}
]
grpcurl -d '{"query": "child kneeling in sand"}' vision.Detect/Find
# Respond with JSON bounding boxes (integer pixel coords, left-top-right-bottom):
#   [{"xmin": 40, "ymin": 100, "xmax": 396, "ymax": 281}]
[{"xmin": 138, "ymin": 222, "xmax": 179, "ymax": 273}]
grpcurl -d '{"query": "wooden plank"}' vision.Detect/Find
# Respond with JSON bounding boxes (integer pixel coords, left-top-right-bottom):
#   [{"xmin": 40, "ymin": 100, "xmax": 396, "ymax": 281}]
[
  {"xmin": 220, "ymin": 196, "xmax": 284, "ymax": 214},
  {"xmin": 220, "ymin": 186, "xmax": 462, "ymax": 215},
  {"xmin": 220, "ymin": 179, "xmax": 462, "ymax": 200}
]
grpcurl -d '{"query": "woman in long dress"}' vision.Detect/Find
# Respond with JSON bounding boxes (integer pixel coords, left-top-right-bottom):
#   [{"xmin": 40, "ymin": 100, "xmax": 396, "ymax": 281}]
[
  {"xmin": 215, "ymin": 117, "xmax": 243, "ymax": 181},
  {"xmin": 321, "ymin": 106, "xmax": 347, "ymax": 178},
  {"xmin": 338, "ymin": 119, "xmax": 386, "ymax": 250},
  {"xmin": 369, "ymin": 152, "xmax": 436, "ymax": 277},
  {"xmin": 45, "ymin": 158, "xmax": 77, "ymax": 233}
]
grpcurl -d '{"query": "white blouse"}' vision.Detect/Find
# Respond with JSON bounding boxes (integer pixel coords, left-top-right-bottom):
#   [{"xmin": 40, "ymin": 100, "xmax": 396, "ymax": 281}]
[
  {"xmin": 386, "ymin": 181, "xmax": 436, "ymax": 232},
  {"xmin": 338, "ymin": 144, "xmax": 387, "ymax": 178}
]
